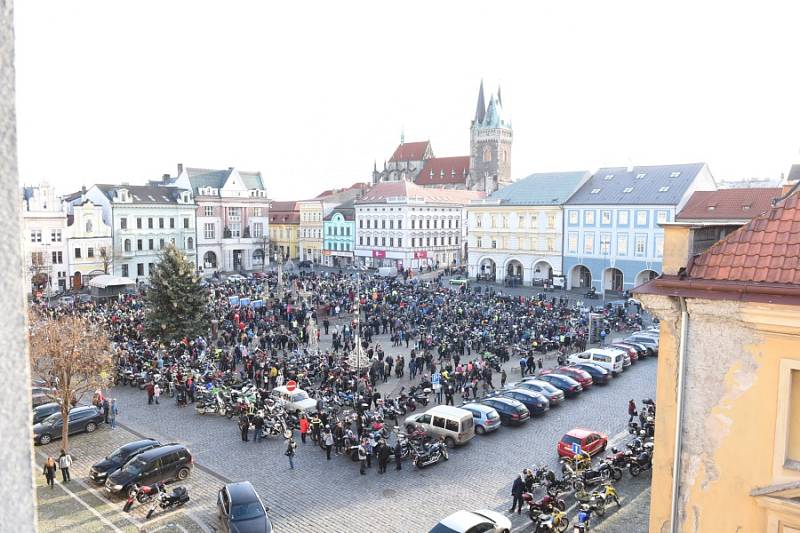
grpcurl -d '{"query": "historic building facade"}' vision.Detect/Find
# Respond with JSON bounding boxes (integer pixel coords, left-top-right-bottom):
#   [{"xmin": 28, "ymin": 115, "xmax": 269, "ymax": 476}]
[
  {"xmin": 269, "ymin": 201, "xmax": 300, "ymax": 261},
  {"xmin": 63, "ymin": 194, "xmax": 113, "ymax": 288},
  {"xmin": 323, "ymin": 199, "xmax": 355, "ymax": 267},
  {"xmin": 21, "ymin": 183, "xmax": 69, "ymax": 294}
]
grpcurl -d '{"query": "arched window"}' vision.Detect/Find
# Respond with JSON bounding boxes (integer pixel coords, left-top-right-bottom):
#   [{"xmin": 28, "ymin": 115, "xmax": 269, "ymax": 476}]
[
  {"xmin": 483, "ymin": 146, "xmax": 492, "ymax": 162},
  {"xmin": 501, "ymin": 150, "xmax": 507, "ymax": 162},
  {"xmin": 123, "ymin": 239, "xmax": 131, "ymax": 252}
]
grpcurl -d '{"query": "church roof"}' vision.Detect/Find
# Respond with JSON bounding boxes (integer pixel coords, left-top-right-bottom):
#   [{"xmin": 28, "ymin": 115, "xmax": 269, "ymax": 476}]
[
  {"xmin": 389, "ymin": 141, "xmax": 431, "ymax": 162},
  {"xmin": 415, "ymin": 156, "xmax": 471, "ymax": 186},
  {"xmin": 477, "ymin": 94, "xmax": 510, "ymax": 129}
]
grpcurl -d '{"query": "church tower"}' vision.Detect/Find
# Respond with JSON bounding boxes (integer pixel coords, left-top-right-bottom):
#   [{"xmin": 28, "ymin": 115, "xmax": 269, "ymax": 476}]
[{"xmin": 469, "ymin": 80, "xmax": 513, "ymax": 193}]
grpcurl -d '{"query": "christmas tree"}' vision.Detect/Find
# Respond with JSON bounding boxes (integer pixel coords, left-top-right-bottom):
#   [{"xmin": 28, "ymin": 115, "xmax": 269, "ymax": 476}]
[{"xmin": 145, "ymin": 243, "xmax": 210, "ymax": 342}]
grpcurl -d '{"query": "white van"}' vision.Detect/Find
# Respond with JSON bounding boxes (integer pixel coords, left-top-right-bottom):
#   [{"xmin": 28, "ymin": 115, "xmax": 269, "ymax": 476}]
[
  {"xmin": 404, "ymin": 405, "xmax": 475, "ymax": 446},
  {"xmin": 378, "ymin": 266, "xmax": 398, "ymax": 277},
  {"xmin": 568, "ymin": 348, "xmax": 625, "ymax": 375}
]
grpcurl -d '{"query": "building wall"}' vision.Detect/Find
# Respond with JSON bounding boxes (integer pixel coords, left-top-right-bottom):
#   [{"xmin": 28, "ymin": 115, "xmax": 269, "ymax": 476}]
[
  {"xmin": 195, "ymin": 199, "xmax": 269, "ymax": 273},
  {"xmin": 298, "ymin": 202, "xmax": 323, "ymax": 262},
  {"xmin": 65, "ymin": 202, "xmax": 112, "ymax": 284},
  {"xmin": 640, "ymin": 294, "xmax": 800, "ymax": 533},
  {"xmin": 323, "ymin": 213, "xmax": 355, "ymax": 266},
  {"xmin": 269, "ymin": 222, "xmax": 299, "ymax": 260},
  {"xmin": 469, "ymin": 126, "xmax": 512, "ymax": 190}
]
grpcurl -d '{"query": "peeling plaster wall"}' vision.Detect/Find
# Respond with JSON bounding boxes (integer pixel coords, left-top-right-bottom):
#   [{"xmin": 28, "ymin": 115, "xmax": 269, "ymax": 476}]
[
  {"xmin": 643, "ymin": 293, "xmax": 798, "ymax": 533},
  {"xmin": 0, "ymin": 1, "xmax": 36, "ymax": 531}
]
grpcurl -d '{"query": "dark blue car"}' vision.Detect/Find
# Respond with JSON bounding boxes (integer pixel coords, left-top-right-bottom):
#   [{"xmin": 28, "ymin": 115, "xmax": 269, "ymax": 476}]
[
  {"xmin": 536, "ymin": 373, "xmax": 583, "ymax": 397},
  {"xmin": 570, "ymin": 363, "xmax": 612, "ymax": 385},
  {"xmin": 500, "ymin": 389, "xmax": 550, "ymax": 415}
]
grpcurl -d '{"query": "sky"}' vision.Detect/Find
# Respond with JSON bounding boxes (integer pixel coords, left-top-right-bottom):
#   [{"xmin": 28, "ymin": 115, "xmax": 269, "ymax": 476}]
[{"xmin": 14, "ymin": 1, "xmax": 800, "ymax": 200}]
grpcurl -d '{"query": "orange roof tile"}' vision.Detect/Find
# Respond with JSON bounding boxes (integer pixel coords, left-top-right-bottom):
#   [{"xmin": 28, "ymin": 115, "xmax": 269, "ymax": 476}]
[
  {"xmin": 415, "ymin": 156, "xmax": 471, "ymax": 186},
  {"xmin": 676, "ymin": 188, "xmax": 781, "ymax": 221}
]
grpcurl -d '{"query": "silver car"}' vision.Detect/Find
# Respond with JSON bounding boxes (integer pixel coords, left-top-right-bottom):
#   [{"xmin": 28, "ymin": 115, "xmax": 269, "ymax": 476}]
[{"xmin": 460, "ymin": 403, "xmax": 501, "ymax": 435}]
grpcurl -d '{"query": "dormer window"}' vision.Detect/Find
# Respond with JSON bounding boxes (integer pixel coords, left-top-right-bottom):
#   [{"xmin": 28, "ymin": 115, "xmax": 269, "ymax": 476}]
[
  {"xmin": 604, "ymin": 174, "xmax": 614, "ymax": 180},
  {"xmin": 623, "ymin": 187, "xmax": 634, "ymax": 193},
  {"xmin": 636, "ymin": 173, "xmax": 646, "ymax": 179},
  {"xmin": 658, "ymin": 186, "xmax": 670, "ymax": 192},
  {"xmin": 670, "ymin": 171, "xmax": 681, "ymax": 178},
  {"xmin": 590, "ymin": 188, "xmax": 601, "ymax": 194}
]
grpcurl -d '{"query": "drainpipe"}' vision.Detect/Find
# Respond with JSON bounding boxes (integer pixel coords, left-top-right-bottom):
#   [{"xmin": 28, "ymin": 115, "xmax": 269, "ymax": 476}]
[{"xmin": 670, "ymin": 296, "xmax": 689, "ymax": 533}]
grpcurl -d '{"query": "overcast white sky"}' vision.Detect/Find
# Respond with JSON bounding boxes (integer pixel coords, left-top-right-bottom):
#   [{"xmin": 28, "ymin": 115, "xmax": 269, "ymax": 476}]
[{"xmin": 14, "ymin": 1, "xmax": 800, "ymax": 200}]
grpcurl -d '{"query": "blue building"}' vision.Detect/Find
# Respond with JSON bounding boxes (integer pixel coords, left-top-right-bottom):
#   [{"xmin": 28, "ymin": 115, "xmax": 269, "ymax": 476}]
[
  {"xmin": 322, "ymin": 198, "xmax": 355, "ymax": 267},
  {"xmin": 563, "ymin": 163, "xmax": 716, "ymax": 293}
]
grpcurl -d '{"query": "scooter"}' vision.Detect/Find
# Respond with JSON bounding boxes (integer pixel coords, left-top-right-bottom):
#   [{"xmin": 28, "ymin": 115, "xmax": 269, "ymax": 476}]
[
  {"xmin": 573, "ymin": 504, "xmax": 595, "ymax": 532},
  {"xmin": 412, "ymin": 440, "xmax": 448, "ymax": 468},
  {"xmin": 145, "ymin": 484, "xmax": 190, "ymax": 519}
]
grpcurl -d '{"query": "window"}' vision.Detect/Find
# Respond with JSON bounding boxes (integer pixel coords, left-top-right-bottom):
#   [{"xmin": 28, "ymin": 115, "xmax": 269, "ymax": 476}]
[
  {"xmin": 253, "ymin": 223, "xmax": 263, "ymax": 238},
  {"xmin": 483, "ymin": 146, "xmax": 492, "ymax": 162},
  {"xmin": 502, "ymin": 215, "xmax": 508, "ymax": 228},
  {"xmin": 120, "ymin": 217, "xmax": 128, "ymax": 230},
  {"xmin": 51, "ymin": 229, "xmax": 61, "ymax": 242},
  {"xmin": 623, "ymin": 187, "xmax": 634, "ymax": 193},
  {"xmin": 148, "ymin": 263, "xmax": 154, "ymax": 274},
  {"xmin": 635, "ymin": 235, "xmax": 647, "ymax": 256},
  {"xmin": 568, "ymin": 232, "xmax": 578, "ymax": 254},
  {"xmin": 231, "ymin": 223, "xmax": 241, "ymax": 237},
  {"xmin": 228, "ymin": 207, "xmax": 241, "ymax": 221},
  {"xmin": 546, "ymin": 237, "xmax": 555, "ymax": 252},
  {"xmin": 204, "ymin": 206, "xmax": 213, "ymax": 217},
  {"xmin": 183, "ymin": 218, "xmax": 189, "ymax": 229},
  {"xmin": 475, "ymin": 216, "xmax": 481, "ymax": 229},
  {"xmin": 600, "ymin": 233, "xmax": 611, "ymax": 255},
  {"xmin": 455, "ymin": 236, "xmax": 459, "ymax": 245},
  {"xmin": 584, "ymin": 232, "xmax": 594, "ymax": 254},
  {"xmin": 669, "ymin": 171, "xmax": 681, "ymax": 178},
  {"xmin": 204, "ymin": 223, "xmax": 215, "ymax": 239},
  {"xmin": 148, "ymin": 218, "xmax": 153, "ymax": 229},
  {"xmin": 618, "ymin": 210, "xmax": 629, "ymax": 225},
  {"xmin": 30, "ymin": 230, "xmax": 41, "ymax": 242},
  {"xmin": 253, "ymin": 207, "xmax": 262, "ymax": 217},
  {"xmin": 518, "ymin": 215, "xmax": 525, "ymax": 228},
  {"xmin": 590, "ymin": 188, "xmax": 601, "ymax": 194},
  {"xmin": 389, "ymin": 238, "xmax": 394, "ymax": 247},
  {"xmin": 491, "ymin": 239, "xmax": 497, "ymax": 249},
  {"xmin": 359, "ymin": 236, "xmax": 363, "ymax": 245},
  {"xmin": 381, "ymin": 237, "xmax": 386, "ymax": 246},
  {"xmin": 136, "ymin": 239, "xmax": 143, "ymax": 251},
  {"xmin": 398, "ymin": 238, "xmax": 402, "ymax": 247},
  {"xmin": 636, "ymin": 210, "xmax": 648, "ymax": 226},
  {"xmin": 398, "ymin": 220, "xmax": 402, "ymax": 230},
  {"xmin": 490, "ymin": 215, "xmax": 496, "ymax": 228},
  {"xmin": 657, "ymin": 210, "xmax": 668, "ymax": 224},
  {"xmin": 121, "ymin": 264, "xmax": 129, "ymax": 277},
  {"xmin": 584, "ymin": 211, "xmax": 595, "ymax": 225},
  {"xmin": 87, "ymin": 247, "xmax": 94, "ymax": 258},
  {"xmin": 547, "ymin": 214, "xmax": 556, "ymax": 229},
  {"xmin": 187, "ymin": 237, "xmax": 194, "ymax": 250},
  {"xmin": 159, "ymin": 238, "xmax": 165, "ymax": 250},
  {"xmin": 360, "ymin": 219, "xmax": 364, "ymax": 229},
  {"xmin": 600, "ymin": 210, "xmax": 611, "ymax": 225},
  {"xmin": 51, "ymin": 251, "xmax": 62, "ymax": 264},
  {"xmin": 137, "ymin": 263, "xmax": 144, "ymax": 276},
  {"xmin": 85, "ymin": 219, "xmax": 93, "ymax": 233},
  {"xmin": 148, "ymin": 239, "xmax": 154, "ymax": 250},
  {"xmin": 159, "ymin": 218, "xmax": 164, "ymax": 229},
  {"xmin": 617, "ymin": 234, "xmax": 628, "ymax": 256},
  {"xmin": 123, "ymin": 239, "xmax": 131, "ymax": 252},
  {"xmin": 658, "ymin": 186, "xmax": 670, "ymax": 193},
  {"xmin": 136, "ymin": 217, "xmax": 142, "ymax": 229},
  {"xmin": 568, "ymin": 211, "xmax": 578, "ymax": 225},
  {"xmin": 655, "ymin": 235, "xmax": 664, "ymax": 257},
  {"xmin": 426, "ymin": 237, "xmax": 431, "ymax": 246}
]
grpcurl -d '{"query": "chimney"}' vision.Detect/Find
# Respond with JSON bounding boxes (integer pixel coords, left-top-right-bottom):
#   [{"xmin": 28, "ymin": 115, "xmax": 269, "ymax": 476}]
[
  {"xmin": 781, "ymin": 169, "xmax": 799, "ymax": 197},
  {"xmin": 162, "ymin": 173, "xmax": 170, "ymax": 184},
  {"xmin": 177, "ymin": 163, "xmax": 184, "ymax": 175}
]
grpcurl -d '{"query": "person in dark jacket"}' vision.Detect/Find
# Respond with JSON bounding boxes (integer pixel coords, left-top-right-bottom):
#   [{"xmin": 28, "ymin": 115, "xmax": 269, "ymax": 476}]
[
  {"xmin": 377, "ymin": 440, "xmax": 391, "ymax": 474},
  {"xmin": 239, "ymin": 413, "xmax": 250, "ymax": 442},
  {"xmin": 252, "ymin": 413, "xmax": 264, "ymax": 443},
  {"xmin": 509, "ymin": 473, "xmax": 525, "ymax": 514},
  {"xmin": 42, "ymin": 457, "xmax": 57, "ymax": 489},
  {"xmin": 628, "ymin": 399, "xmax": 638, "ymax": 423},
  {"xmin": 394, "ymin": 441, "xmax": 403, "ymax": 470}
]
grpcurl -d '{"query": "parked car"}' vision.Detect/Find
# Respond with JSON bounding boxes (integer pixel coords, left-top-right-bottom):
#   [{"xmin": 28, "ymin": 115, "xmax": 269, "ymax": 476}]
[
  {"xmin": 557, "ymin": 428, "xmax": 608, "ymax": 458},
  {"xmin": 460, "ymin": 403, "xmax": 502, "ymax": 435},
  {"xmin": 625, "ymin": 334, "xmax": 659, "ymax": 356},
  {"xmin": 270, "ymin": 386, "xmax": 317, "ymax": 414},
  {"xmin": 105, "ymin": 443, "xmax": 193, "ymax": 497},
  {"xmin": 569, "ymin": 362, "xmax": 612, "ymax": 384},
  {"xmin": 78, "ymin": 294, "xmax": 93, "ymax": 303},
  {"xmin": 541, "ymin": 366, "xmax": 594, "ymax": 389},
  {"xmin": 429, "ymin": 509, "xmax": 512, "ymax": 533},
  {"xmin": 33, "ymin": 405, "xmax": 104, "ymax": 445},
  {"xmin": 217, "ymin": 481, "xmax": 273, "ymax": 533},
  {"xmin": 404, "ymin": 405, "xmax": 475, "ymax": 446},
  {"xmin": 515, "ymin": 379, "xmax": 566, "ymax": 405},
  {"xmin": 567, "ymin": 348, "xmax": 625, "ymax": 374},
  {"xmin": 480, "ymin": 397, "xmax": 530, "ymax": 426},
  {"xmin": 614, "ymin": 341, "xmax": 648, "ymax": 360},
  {"xmin": 89, "ymin": 439, "xmax": 162, "ymax": 484},
  {"xmin": 498, "ymin": 389, "xmax": 549, "ymax": 416},
  {"xmin": 32, "ymin": 402, "xmax": 62, "ymax": 425},
  {"xmin": 611, "ymin": 343, "xmax": 639, "ymax": 363},
  {"xmin": 535, "ymin": 373, "xmax": 583, "ymax": 397},
  {"xmin": 59, "ymin": 295, "xmax": 75, "ymax": 306}
]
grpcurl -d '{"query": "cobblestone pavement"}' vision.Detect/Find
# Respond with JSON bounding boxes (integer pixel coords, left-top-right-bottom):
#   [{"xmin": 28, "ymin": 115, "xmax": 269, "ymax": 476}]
[{"xmin": 107, "ymin": 326, "xmax": 656, "ymax": 533}]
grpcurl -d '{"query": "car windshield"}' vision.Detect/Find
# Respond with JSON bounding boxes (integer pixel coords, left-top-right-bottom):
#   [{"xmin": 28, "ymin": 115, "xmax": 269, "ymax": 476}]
[
  {"xmin": 107, "ymin": 447, "xmax": 127, "ymax": 462},
  {"xmin": 231, "ymin": 501, "xmax": 264, "ymax": 521},
  {"xmin": 429, "ymin": 524, "xmax": 460, "ymax": 533},
  {"xmin": 123, "ymin": 458, "xmax": 147, "ymax": 475},
  {"xmin": 40, "ymin": 413, "xmax": 61, "ymax": 425},
  {"xmin": 290, "ymin": 392, "xmax": 309, "ymax": 402},
  {"xmin": 561, "ymin": 435, "xmax": 582, "ymax": 445},
  {"xmin": 486, "ymin": 411, "xmax": 499, "ymax": 420}
]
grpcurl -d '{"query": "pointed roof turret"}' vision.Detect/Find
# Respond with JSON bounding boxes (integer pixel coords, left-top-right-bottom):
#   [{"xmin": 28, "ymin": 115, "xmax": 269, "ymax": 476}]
[
  {"xmin": 474, "ymin": 80, "xmax": 486, "ymax": 124},
  {"xmin": 497, "ymin": 85, "xmax": 503, "ymax": 106}
]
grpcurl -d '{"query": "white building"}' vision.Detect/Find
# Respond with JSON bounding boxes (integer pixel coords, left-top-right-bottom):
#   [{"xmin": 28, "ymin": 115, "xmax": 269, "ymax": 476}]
[
  {"xmin": 22, "ymin": 183, "xmax": 68, "ymax": 295},
  {"xmin": 354, "ymin": 181, "xmax": 484, "ymax": 270},
  {"xmin": 62, "ymin": 189, "xmax": 113, "ymax": 288},
  {"xmin": 86, "ymin": 183, "xmax": 196, "ymax": 282}
]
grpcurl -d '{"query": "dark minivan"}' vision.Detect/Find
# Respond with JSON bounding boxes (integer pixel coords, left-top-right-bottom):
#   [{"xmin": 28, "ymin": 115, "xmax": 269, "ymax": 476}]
[
  {"xmin": 32, "ymin": 402, "xmax": 62, "ymax": 425},
  {"xmin": 33, "ymin": 405, "xmax": 104, "ymax": 445},
  {"xmin": 105, "ymin": 443, "xmax": 193, "ymax": 497},
  {"xmin": 89, "ymin": 439, "xmax": 161, "ymax": 484}
]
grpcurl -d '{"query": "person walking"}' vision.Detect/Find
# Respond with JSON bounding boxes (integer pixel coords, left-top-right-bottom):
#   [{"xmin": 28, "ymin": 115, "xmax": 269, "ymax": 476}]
[
  {"xmin": 239, "ymin": 413, "xmax": 250, "ymax": 442},
  {"xmin": 285, "ymin": 437, "xmax": 297, "ymax": 469},
  {"xmin": 42, "ymin": 457, "xmax": 57, "ymax": 489},
  {"xmin": 323, "ymin": 427, "xmax": 334, "ymax": 460},
  {"xmin": 628, "ymin": 399, "xmax": 638, "ymax": 423},
  {"xmin": 377, "ymin": 440, "xmax": 391, "ymax": 474},
  {"xmin": 509, "ymin": 473, "xmax": 525, "ymax": 514},
  {"xmin": 358, "ymin": 439, "xmax": 368, "ymax": 475},
  {"xmin": 519, "ymin": 357, "xmax": 527, "ymax": 377},
  {"xmin": 394, "ymin": 441, "xmax": 403, "ymax": 470},
  {"xmin": 500, "ymin": 369, "xmax": 507, "ymax": 389},
  {"xmin": 299, "ymin": 415, "xmax": 309, "ymax": 444},
  {"xmin": 102, "ymin": 397, "xmax": 110, "ymax": 424},
  {"xmin": 107, "ymin": 398, "xmax": 118, "ymax": 429},
  {"xmin": 253, "ymin": 412, "xmax": 264, "ymax": 443},
  {"xmin": 58, "ymin": 449, "xmax": 72, "ymax": 483},
  {"xmin": 146, "ymin": 382, "xmax": 154, "ymax": 405},
  {"xmin": 153, "ymin": 383, "xmax": 161, "ymax": 405}
]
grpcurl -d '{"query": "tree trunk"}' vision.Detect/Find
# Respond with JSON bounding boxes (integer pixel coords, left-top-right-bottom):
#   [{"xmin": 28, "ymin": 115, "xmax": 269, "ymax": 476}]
[{"xmin": 60, "ymin": 401, "xmax": 70, "ymax": 451}]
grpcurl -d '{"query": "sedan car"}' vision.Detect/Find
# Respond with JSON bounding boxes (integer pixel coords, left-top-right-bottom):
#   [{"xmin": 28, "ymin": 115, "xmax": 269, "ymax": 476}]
[
  {"xmin": 614, "ymin": 341, "xmax": 648, "ymax": 360},
  {"xmin": 516, "ymin": 379, "xmax": 565, "ymax": 405},
  {"xmin": 89, "ymin": 439, "xmax": 161, "ymax": 484},
  {"xmin": 32, "ymin": 402, "xmax": 62, "ymax": 425},
  {"xmin": 626, "ymin": 334, "xmax": 659, "ymax": 356},
  {"xmin": 570, "ymin": 362, "xmax": 611, "ymax": 385},
  {"xmin": 499, "ymin": 389, "xmax": 549, "ymax": 416},
  {"xmin": 541, "ymin": 366, "xmax": 594, "ymax": 389},
  {"xmin": 218, "ymin": 481, "xmax": 272, "ymax": 533},
  {"xmin": 480, "ymin": 397, "xmax": 529, "ymax": 426},
  {"xmin": 429, "ymin": 509, "xmax": 512, "ymax": 533},
  {"xmin": 535, "ymin": 373, "xmax": 583, "ymax": 397},
  {"xmin": 33, "ymin": 405, "xmax": 104, "ymax": 445},
  {"xmin": 557, "ymin": 428, "xmax": 609, "ymax": 458},
  {"xmin": 611, "ymin": 343, "xmax": 639, "ymax": 363},
  {"xmin": 460, "ymin": 403, "xmax": 502, "ymax": 435}
]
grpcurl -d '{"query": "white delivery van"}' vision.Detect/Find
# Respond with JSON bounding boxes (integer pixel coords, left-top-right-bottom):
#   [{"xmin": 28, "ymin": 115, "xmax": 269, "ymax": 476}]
[
  {"xmin": 568, "ymin": 348, "xmax": 625, "ymax": 375},
  {"xmin": 378, "ymin": 266, "xmax": 398, "ymax": 277}
]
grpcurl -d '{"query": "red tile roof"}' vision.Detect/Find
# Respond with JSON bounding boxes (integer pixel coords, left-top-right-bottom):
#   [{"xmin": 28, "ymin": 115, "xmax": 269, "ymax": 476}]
[
  {"xmin": 676, "ymin": 188, "xmax": 781, "ymax": 221},
  {"xmin": 688, "ymin": 189, "xmax": 800, "ymax": 284},
  {"xmin": 357, "ymin": 180, "xmax": 484, "ymax": 204},
  {"xmin": 415, "ymin": 156, "xmax": 471, "ymax": 186},
  {"xmin": 389, "ymin": 141, "xmax": 431, "ymax": 162},
  {"xmin": 269, "ymin": 201, "xmax": 300, "ymax": 224}
]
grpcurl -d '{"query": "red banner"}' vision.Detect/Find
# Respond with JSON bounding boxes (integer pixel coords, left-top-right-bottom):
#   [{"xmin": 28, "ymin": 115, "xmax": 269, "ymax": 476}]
[
  {"xmin": 372, "ymin": 250, "xmax": 386, "ymax": 258},
  {"xmin": 413, "ymin": 251, "xmax": 428, "ymax": 259}
]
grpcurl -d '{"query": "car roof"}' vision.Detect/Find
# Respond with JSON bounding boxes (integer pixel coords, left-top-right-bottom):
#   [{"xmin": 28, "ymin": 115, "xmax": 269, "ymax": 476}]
[
  {"xmin": 566, "ymin": 428, "xmax": 595, "ymax": 438},
  {"xmin": 426, "ymin": 405, "xmax": 472, "ymax": 417},
  {"xmin": 439, "ymin": 510, "xmax": 484, "ymax": 530},
  {"xmin": 34, "ymin": 402, "xmax": 60, "ymax": 411},
  {"xmin": 226, "ymin": 481, "xmax": 260, "ymax": 502},
  {"xmin": 461, "ymin": 403, "xmax": 494, "ymax": 414},
  {"xmin": 483, "ymin": 397, "xmax": 519, "ymax": 407},
  {"xmin": 504, "ymin": 388, "xmax": 539, "ymax": 397},
  {"xmin": 120, "ymin": 439, "xmax": 159, "ymax": 451},
  {"xmin": 136, "ymin": 443, "xmax": 188, "ymax": 460}
]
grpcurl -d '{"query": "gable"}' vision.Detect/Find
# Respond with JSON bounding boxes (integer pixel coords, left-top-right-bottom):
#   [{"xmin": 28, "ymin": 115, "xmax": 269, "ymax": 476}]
[{"xmin": 220, "ymin": 169, "xmax": 248, "ymax": 197}]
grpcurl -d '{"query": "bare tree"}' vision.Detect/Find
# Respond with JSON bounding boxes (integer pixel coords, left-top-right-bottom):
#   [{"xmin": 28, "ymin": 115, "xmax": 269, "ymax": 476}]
[{"xmin": 28, "ymin": 310, "xmax": 113, "ymax": 450}]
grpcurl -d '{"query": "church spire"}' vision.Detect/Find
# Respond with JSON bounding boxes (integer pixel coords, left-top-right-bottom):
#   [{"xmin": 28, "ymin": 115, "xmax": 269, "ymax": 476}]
[
  {"xmin": 497, "ymin": 84, "xmax": 502, "ymax": 106},
  {"xmin": 474, "ymin": 79, "xmax": 486, "ymax": 124}
]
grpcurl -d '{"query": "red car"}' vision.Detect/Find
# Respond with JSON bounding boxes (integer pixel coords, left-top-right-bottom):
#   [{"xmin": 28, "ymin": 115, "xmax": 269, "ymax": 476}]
[
  {"xmin": 541, "ymin": 367, "xmax": 594, "ymax": 389},
  {"xmin": 557, "ymin": 428, "xmax": 609, "ymax": 458},
  {"xmin": 611, "ymin": 343, "xmax": 639, "ymax": 363}
]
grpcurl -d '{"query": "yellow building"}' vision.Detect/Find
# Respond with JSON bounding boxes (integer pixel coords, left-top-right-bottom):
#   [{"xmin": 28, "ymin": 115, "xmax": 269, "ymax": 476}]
[
  {"xmin": 268, "ymin": 201, "xmax": 299, "ymax": 260},
  {"xmin": 298, "ymin": 200, "xmax": 324, "ymax": 263},
  {"xmin": 635, "ymin": 179, "xmax": 800, "ymax": 532}
]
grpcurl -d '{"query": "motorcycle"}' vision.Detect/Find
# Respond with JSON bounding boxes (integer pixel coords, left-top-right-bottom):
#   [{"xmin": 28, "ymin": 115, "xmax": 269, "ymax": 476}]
[
  {"xmin": 523, "ymin": 492, "xmax": 566, "ymax": 521},
  {"xmin": 411, "ymin": 440, "xmax": 448, "ymax": 468},
  {"xmin": 605, "ymin": 447, "xmax": 633, "ymax": 470},
  {"xmin": 145, "ymin": 484, "xmax": 190, "ymax": 519},
  {"xmin": 194, "ymin": 395, "xmax": 221, "ymax": 415},
  {"xmin": 572, "ymin": 504, "xmax": 596, "ymax": 532},
  {"xmin": 123, "ymin": 482, "xmax": 160, "ymax": 510},
  {"xmin": 592, "ymin": 482, "xmax": 621, "ymax": 508},
  {"xmin": 629, "ymin": 442, "xmax": 654, "ymax": 476},
  {"xmin": 535, "ymin": 509, "xmax": 569, "ymax": 532}
]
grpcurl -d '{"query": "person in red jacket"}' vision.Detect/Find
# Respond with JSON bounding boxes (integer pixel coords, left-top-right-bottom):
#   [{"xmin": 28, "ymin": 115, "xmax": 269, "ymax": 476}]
[{"xmin": 299, "ymin": 415, "xmax": 309, "ymax": 444}]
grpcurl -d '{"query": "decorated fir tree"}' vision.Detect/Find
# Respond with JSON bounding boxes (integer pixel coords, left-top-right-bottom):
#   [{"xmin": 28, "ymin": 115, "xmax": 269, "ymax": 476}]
[{"xmin": 145, "ymin": 243, "xmax": 210, "ymax": 342}]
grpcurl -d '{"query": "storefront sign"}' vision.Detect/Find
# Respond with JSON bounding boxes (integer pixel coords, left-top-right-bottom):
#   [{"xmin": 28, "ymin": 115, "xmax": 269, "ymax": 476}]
[
  {"xmin": 413, "ymin": 251, "xmax": 428, "ymax": 259},
  {"xmin": 372, "ymin": 250, "xmax": 386, "ymax": 258}
]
